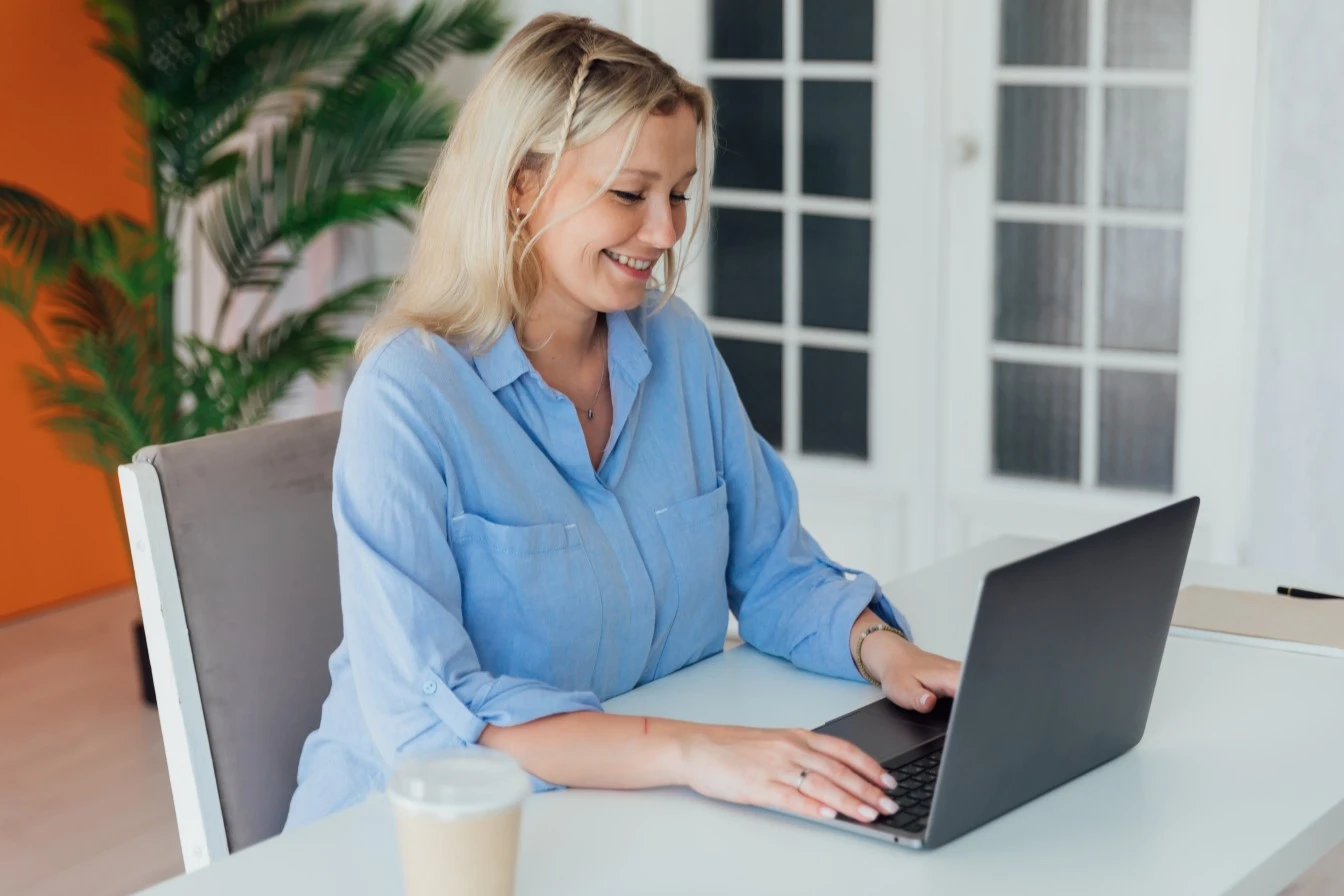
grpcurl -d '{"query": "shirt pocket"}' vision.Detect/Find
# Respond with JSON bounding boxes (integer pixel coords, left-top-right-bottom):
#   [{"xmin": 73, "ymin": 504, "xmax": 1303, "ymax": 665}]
[
  {"xmin": 448, "ymin": 513, "xmax": 601, "ymax": 683},
  {"xmin": 654, "ymin": 479, "xmax": 731, "ymax": 666}
]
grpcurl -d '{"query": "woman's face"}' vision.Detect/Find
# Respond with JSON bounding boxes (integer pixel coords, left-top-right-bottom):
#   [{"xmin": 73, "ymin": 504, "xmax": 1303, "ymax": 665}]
[{"xmin": 513, "ymin": 102, "xmax": 699, "ymax": 318}]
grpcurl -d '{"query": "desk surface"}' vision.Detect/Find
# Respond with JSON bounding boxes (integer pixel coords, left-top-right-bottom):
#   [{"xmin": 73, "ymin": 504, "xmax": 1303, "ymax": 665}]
[{"xmin": 139, "ymin": 538, "xmax": 1344, "ymax": 896}]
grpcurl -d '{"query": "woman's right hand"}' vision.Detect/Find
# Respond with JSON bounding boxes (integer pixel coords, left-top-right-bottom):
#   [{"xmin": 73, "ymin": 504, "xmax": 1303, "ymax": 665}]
[{"xmin": 675, "ymin": 723, "xmax": 900, "ymax": 823}]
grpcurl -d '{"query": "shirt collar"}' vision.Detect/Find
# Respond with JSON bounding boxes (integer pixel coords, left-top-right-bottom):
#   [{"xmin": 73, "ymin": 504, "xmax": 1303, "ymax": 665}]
[
  {"xmin": 472, "ymin": 308, "xmax": 652, "ymax": 393},
  {"xmin": 606, "ymin": 305, "xmax": 652, "ymax": 388},
  {"xmin": 471, "ymin": 322, "xmax": 532, "ymax": 393}
]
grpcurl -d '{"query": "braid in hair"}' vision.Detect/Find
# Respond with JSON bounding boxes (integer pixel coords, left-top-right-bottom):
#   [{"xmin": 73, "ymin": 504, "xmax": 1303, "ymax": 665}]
[{"xmin": 525, "ymin": 50, "xmax": 597, "ymax": 222}]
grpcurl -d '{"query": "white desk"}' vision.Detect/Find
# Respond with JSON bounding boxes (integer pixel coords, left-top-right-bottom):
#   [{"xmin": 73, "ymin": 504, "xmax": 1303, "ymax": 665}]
[{"xmin": 138, "ymin": 537, "xmax": 1344, "ymax": 895}]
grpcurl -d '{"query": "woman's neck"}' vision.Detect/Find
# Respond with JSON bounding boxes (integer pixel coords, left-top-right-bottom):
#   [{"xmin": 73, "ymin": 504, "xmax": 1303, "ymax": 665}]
[{"xmin": 518, "ymin": 299, "xmax": 606, "ymax": 372}]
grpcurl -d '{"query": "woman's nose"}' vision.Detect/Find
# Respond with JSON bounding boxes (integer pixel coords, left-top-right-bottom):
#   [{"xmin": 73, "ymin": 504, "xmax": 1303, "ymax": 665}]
[{"xmin": 640, "ymin": 202, "xmax": 678, "ymax": 249}]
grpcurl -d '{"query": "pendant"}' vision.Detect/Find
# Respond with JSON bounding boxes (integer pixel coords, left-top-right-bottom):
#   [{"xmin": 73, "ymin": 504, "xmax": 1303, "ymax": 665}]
[{"xmin": 586, "ymin": 408, "xmax": 594, "ymax": 421}]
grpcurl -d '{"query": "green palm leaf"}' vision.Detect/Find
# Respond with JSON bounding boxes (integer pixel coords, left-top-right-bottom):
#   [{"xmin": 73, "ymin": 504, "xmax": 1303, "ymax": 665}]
[
  {"xmin": 23, "ymin": 369, "xmax": 132, "ymax": 470},
  {"xmin": 46, "ymin": 267, "xmax": 130, "ymax": 344},
  {"xmin": 0, "ymin": 262, "xmax": 40, "ymax": 318},
  {"xmin": 199, "ymin": 79, "xmax": 447, "ymax": 299},
  {"xmin": 0, "ymin": 186, "xmax": 142, "ymax": 284},
  {"xmin": 0, "ymin": 187, "xmax": 80, "ymax": 281},
  {"xmin": 162, "ymin": 5, "xmax": 378, "ymax": 196},
  {"xmin": 25, "ymin": 323, "xmax": 155, "ymax": 471},
  {"xmin": 316, "ymin": 0, "xmax": 507, "ymax": 130},
  {"xmin": 177, "ymin": 275, "xmax": 387, "ymax": 435},
  {"xmin": 67, "ymin": 215, "xmax": 175, "ymax": 312}
]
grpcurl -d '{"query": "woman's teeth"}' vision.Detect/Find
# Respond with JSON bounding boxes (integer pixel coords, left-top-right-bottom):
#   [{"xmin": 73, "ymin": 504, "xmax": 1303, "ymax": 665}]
[{"xmin": 604, "ymin": 249, "xmax": 654, "ymax": 271}]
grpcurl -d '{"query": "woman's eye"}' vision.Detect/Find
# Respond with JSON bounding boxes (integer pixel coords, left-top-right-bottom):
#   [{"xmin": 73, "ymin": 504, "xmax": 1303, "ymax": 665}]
[
  {"xmin": 671, "ymin": 192, "xmax": 690, "ymax": 205},
  {"xmin": 612, "ymin": 190, "xmax": 643, "ymax": 203}
]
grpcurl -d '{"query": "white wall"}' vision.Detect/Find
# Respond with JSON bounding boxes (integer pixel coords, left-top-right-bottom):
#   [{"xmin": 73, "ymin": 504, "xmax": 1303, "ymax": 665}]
[{"xmin": 1244, "ymin": 0, "xmax": 1344, "ymax": 584}]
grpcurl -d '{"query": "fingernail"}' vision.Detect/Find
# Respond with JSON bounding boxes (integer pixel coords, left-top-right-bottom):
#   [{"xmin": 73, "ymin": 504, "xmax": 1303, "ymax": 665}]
[
  {"xmin": 882, "ymin": 773, "xmax": 898, "ymax": 790},
  {"xmin": 819, "ymin": 806, "xmax": 837, "ymax": 819},
  {"xmin": 859, "ymin": 805, "xmax": 878, "ymax": 821},
  {"xmin": 880, "ymin": 797, "xmax": 899, "ymax": 815},
  {"xmin": 921, "ymin": 693, "xmax": 933, "ymax": 708}
]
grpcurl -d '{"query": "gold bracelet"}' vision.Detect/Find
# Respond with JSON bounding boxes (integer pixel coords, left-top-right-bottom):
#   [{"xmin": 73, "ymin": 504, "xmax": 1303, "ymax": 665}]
[{"xmin": 853, "ymin": 623, "xmax": 907, "ymax": 686}]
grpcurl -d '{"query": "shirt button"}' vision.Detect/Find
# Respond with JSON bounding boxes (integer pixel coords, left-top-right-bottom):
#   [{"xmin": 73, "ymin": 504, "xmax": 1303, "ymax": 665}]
[{"xmin": 422, "ymin": 680, "xmax": 437, "ymax": 695}]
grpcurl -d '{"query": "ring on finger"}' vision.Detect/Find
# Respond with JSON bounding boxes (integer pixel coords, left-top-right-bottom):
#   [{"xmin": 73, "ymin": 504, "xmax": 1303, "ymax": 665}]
[{"xmin": 794, "ymin": 768, "xmax": 809, "ymax": 791}]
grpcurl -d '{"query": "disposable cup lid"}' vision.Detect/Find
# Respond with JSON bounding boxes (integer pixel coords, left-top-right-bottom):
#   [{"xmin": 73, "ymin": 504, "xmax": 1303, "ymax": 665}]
[{"xmin": 387, "ymin": 752, "xmax": 530, "ymax": 818}]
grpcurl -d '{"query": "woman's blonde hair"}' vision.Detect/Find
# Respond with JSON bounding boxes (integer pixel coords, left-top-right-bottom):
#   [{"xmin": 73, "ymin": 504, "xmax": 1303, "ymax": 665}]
[{"xmin": 355, "ymin": 13, "xmax": 715, "ymax": 360}]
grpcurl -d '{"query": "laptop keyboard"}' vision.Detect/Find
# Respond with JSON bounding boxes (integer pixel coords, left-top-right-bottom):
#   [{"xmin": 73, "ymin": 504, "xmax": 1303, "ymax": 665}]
[{"xmin": 876, "ymin": 748, "xmax": 942, "ymax": 834}]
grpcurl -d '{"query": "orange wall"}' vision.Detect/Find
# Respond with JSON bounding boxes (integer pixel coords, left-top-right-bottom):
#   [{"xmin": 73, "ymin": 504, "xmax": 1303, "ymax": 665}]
[{"xmin": 0, "ymin": 1, "xmax": 147, "ymax": 620}]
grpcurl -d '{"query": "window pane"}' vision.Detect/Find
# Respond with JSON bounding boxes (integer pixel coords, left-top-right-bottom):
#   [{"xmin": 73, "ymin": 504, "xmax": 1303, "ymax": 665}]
[
  {"xmin": 710, "ymin": 0, "xmax": 783, "ymax": 60},
  {"xmin": 993, "ymin": 362, "xmax": 1082, "ymax": 482},
  {"xmin": 709, "ymin": 208, "xmax": 783, "ymax": 323},
  {"xmin": 802, "ymin": 347, "xmax": 868, "ymax": 458},
  {"xmin": 716, "ymin": 338, "xmax": 783, "ymax": 448},
  {"xmin": 803, "ymin": 0, "xmax": 873, "ymax": 61},
  {"xmin": 802, "ymin": 215, "xmax": 870, "ymax": 332},
  {"xmin": 997, "ymin": 85, "xmax": 1086, "ymax": 204},
  {"xmin": 995, "ymin": 222, "xmax": 1084, "ymax": 346},
  {"xmin": 1103, "ymin": 87, "xmax": 1188, "ymax": 211},
  {"xmin": 711, "ymin": 78, "xmax": 784, "ymax": 191},
  {"xmin": 1106, "ymin": 0, "xmax": 1192, "ymax": 70},
  {"xmin": 802, "ymin": 81, "xmax": 872, "ymax": 199},
  {"xmin": 1000, "ymin": 0, "xmax": 1088, "ymax": 67},
  {"xmin": 1099, "ymin": 369, "xmax": 1177, "ymax": 491},
  {"xmin": 1101, "ymin": 227, "xmax": 1182, "ymax": 353}
]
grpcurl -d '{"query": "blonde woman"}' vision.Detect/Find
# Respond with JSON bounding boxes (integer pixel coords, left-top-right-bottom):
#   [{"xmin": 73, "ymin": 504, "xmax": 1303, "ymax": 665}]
[{"xmin": 286, "ymin": 14, "xmax": 961, "ymax": 832}]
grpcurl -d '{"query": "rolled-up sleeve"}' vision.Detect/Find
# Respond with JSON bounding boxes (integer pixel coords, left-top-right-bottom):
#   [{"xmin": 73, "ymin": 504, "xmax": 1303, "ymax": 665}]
[
  {"xmin": 334, "ymin": 365, "xmax": 603, "ymax": 778},
  {"xmin": 706, "ymin": 338, "xmax": 913, "ymax": 682}
]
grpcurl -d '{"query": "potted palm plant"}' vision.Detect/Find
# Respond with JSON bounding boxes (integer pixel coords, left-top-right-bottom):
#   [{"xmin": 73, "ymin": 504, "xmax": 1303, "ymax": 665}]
[{"xmin": 0, "ymin": 0, "xmax": 508, "ymax": 705}]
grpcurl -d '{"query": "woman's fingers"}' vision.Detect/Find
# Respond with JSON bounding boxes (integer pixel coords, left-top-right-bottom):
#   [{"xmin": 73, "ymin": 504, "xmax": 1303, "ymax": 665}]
[
  {"xmin": 887, "ymin": 653, "xmax": 964, "ymax": 711},
  {"xmin": 768, "ymin": 782, "xmax": 838, "ymax": 820},
  {"xmin": 796, "ymin": 753, "xmax": 896, "ymax": 819},
  {"xmin": 795, "ymin": 767, "xmax": 887, "ymax": 822},
  {"xmin": 804, "ymin": 732, "xmax": 895, "ymax": 790},
  {"xmin": 885, "ymin": 671, "xmax": 938, "ymax": 712},
  {"xmin": 916, "ymin": 657, "xmax": 962, "ymax": 697}
]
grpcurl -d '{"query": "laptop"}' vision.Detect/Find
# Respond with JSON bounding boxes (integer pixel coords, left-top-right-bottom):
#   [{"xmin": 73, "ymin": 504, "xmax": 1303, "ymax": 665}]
[{"xmin": 811, "ymin": 497, "xmax": 1200, "ymax": 849}]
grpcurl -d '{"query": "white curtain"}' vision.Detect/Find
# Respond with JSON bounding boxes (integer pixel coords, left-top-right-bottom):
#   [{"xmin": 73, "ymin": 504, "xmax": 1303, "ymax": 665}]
[{"xmin": 1245, "ymin": 0, "xmax": 1344, "ymax": 584}]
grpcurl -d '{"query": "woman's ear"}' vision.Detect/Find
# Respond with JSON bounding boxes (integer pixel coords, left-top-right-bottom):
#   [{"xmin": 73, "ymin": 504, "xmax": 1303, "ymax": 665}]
[{"xmin": 510, "ymin": 166, "xmax": 541, "ymax": 216}]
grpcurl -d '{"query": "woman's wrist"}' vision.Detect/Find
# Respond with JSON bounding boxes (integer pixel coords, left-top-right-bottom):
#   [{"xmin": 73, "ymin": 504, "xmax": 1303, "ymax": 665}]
[
  {"xmin": 859, "ymin": 629, "xmax": 915, "ymax": 686},
  {"xmin": 653, "ymin": 716, "xmax": 701, "ymax": 788}
]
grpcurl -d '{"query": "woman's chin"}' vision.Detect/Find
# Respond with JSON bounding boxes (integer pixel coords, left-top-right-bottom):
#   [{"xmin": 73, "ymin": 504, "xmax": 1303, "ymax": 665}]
[{"xmin": 596, "ymin": 284, "xmax": 653, "ymax": 313}]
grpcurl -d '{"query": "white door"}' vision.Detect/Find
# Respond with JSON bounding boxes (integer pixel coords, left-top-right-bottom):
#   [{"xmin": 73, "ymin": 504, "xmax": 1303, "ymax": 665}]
[
  {"xmin": 938, "ymin": 0, "xmax": 1263, "ymax": 564},
  {"xmin": 633, "ymin": 1, "xmax": 943, "ymax": 583}
]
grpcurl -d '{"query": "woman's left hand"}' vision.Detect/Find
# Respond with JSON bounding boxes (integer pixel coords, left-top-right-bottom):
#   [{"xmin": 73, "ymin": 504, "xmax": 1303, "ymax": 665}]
[{"xmin": 864, "ymin": 631, "xmax": 962, "ymax": 713}]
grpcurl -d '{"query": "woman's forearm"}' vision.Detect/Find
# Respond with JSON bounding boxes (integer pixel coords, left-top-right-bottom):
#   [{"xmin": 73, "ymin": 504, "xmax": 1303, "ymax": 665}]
[{"xmin": 478, "ymin": 711, "xmax": 693, "ymax": 790}]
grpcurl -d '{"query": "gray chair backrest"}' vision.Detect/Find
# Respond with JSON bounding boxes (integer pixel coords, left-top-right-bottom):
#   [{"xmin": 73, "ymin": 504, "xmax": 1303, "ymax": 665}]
[{"xmin": 135, "ymin": 412, "xmax": 343, "ymax": 852}]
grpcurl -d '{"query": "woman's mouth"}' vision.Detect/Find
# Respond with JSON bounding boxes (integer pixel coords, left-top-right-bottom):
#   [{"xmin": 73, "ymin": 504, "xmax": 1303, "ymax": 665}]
[{"xmin": 603, "ymin": 249, "xmax": 656, "ymax": 280}]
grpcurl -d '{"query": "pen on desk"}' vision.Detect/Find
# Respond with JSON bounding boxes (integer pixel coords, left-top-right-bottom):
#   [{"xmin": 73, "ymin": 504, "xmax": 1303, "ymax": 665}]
[{"xmin": 1277, "ymin": 586, "xmax": 1344, "ymax": 601}]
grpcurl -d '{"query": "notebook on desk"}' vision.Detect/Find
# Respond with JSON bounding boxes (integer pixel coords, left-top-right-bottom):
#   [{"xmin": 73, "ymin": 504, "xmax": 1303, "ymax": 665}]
[{"xmin": 1171, "ymin": 585, "xmax": 1344, "ymax": 657}]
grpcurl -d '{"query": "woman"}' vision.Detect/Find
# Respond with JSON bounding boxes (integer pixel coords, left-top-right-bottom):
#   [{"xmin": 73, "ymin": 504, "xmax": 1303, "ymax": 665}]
[{"xmin": 286, "ymin": 13, "xmax": 961, "ymax": 832}]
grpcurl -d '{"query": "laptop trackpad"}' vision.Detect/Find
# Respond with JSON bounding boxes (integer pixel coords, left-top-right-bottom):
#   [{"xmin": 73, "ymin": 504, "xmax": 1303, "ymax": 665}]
[{"xmin": 813, "ymin": 699, "xmax": 950, "ymax": 765}]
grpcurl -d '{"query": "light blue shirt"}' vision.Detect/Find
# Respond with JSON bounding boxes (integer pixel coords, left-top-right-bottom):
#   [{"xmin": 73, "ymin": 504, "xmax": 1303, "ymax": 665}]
[{"xmin": 285, "ymin": 293, "xmax": 910, "ymax": 829}]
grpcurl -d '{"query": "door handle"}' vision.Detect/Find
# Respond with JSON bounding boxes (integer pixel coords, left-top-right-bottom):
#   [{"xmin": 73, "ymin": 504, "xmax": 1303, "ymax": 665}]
[{"xmin": 953, "ymin": 135, "xmax": 981, "ymax": 166}]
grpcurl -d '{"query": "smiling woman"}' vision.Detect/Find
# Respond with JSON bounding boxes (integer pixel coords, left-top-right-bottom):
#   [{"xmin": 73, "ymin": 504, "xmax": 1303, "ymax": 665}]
[
  {"xmin": 286, "ymin": 13, "xmax": 961, "ymax": 836},
  {"xmin": 354, "ymin": 17, "xmax": 713, "ymax": 361}
]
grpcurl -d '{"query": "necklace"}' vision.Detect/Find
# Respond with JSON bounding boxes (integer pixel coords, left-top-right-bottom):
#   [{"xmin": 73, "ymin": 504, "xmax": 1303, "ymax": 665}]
[{"xmin": 583, "ymin": 322, "xmax": 608, "ymax": 423}]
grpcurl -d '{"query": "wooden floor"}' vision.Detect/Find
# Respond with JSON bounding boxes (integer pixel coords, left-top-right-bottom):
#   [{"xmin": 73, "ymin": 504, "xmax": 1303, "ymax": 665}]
[
  {"xmin": 0, "ymin": 587, "xmax": 182, "ymax": 895},
  {"xmin": 2, "ymin": 588, "xmax": 1343, "ymax": 896}
]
